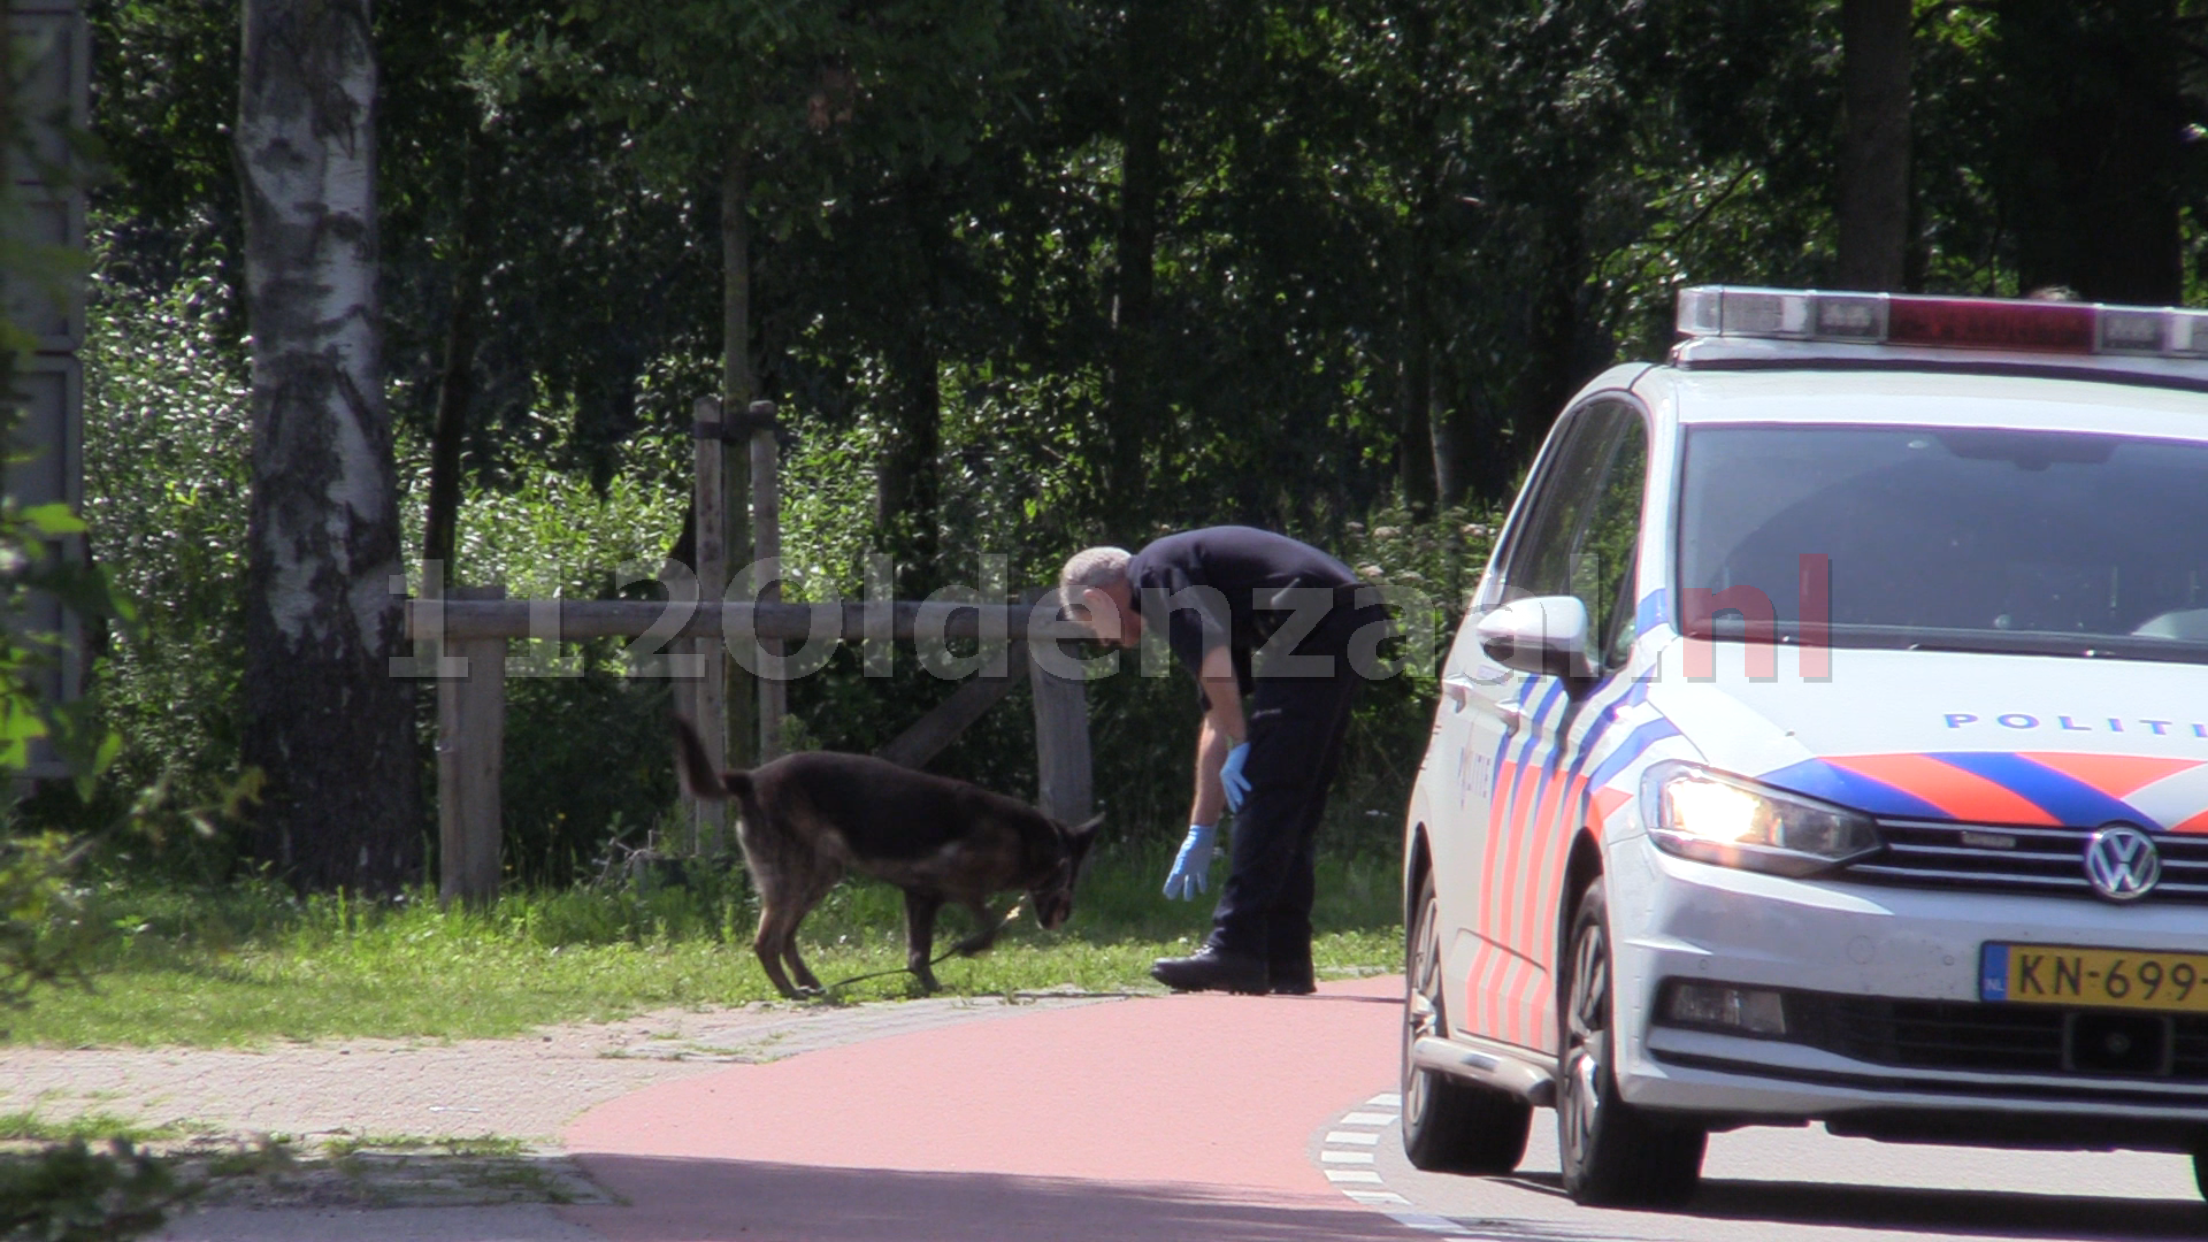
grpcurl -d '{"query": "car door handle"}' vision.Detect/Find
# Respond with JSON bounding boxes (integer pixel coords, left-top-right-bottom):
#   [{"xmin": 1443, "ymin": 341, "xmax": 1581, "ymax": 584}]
[{"xmin": 1444, "ymin": 677, "xmax": 1518, "ymax": 720}]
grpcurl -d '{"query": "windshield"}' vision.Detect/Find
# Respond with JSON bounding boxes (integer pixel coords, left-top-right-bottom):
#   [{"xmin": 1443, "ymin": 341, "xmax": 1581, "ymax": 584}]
[{"xmin": 1677, "ymin": 424, "xmax": 2208, "ymax": 664}]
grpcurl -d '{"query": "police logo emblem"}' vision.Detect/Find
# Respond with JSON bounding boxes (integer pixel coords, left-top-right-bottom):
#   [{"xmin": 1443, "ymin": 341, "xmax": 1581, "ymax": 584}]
[{"xmin": 2083, "ymin": 824, "xmax": 2160, "ymax": 902}]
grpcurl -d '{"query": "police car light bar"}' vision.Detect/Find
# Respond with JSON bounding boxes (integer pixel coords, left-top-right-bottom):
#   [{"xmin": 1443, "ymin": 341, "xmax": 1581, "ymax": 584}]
[{"xmin": 1676, "ymin": 285, "xmax": 2208, "ymax": 358}]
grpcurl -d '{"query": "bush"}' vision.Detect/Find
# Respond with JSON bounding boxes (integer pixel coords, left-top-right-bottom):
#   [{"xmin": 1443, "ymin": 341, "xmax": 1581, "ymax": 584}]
[{"xmin": 78, "ymin": 254, "xmax": 253, "ymax": 870}]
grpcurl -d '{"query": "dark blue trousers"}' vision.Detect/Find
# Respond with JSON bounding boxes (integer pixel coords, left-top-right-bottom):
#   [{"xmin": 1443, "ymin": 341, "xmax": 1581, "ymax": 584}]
[{"xmin": 1205, "ymin": 640, "xmax": 1362, "ymax": 972}]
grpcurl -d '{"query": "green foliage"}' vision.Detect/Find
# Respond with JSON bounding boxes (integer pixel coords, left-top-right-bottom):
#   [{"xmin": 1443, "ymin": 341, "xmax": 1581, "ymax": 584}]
[
  {"xmin": 77, "ymin": 250, "xmax": 252, "ymax": 856},
  {"xmin": 554, "ymin": 0, "xmax": 1008, "ymax": 192},
  {"xmin": 0, "ymin": 833, "xmax": 99, "ymax": 1015},
  {"xmin": 499, "ymin": 670, "xmax": 676, "ymax": 887},
  {"xmin": 70, "ymin": 0, "xmax": 2208, "ymax": 984},
  {"xmin": 422, "ymin": 442, "xmax": 686, "ymax": 603},
  {"xmin": 0, "ymin": 1139, "xmax": 187, "ymax": 1242},
  {"xmin": 400, "ymin": 438, "xmax": 688, "ymax": 886}
]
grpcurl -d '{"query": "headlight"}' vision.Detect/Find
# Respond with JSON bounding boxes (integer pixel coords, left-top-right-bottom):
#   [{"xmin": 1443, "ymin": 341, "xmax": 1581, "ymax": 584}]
[{"xmin": 1641, "ymin": 761, "xmax": 1881, "ymax": 876}]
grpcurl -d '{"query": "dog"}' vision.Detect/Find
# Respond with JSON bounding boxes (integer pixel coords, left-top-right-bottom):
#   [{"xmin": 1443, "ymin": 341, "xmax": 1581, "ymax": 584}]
[{"xmin": 672, "ymin": 716, "xmax": 1102, "ymax": 997}]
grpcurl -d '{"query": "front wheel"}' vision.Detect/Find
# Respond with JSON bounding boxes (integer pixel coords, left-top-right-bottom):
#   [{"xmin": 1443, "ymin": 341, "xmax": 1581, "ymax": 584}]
[
  {"xmin": 1556, "ymin": 877, "xmax": 1706, "ymax": 1206},
  {"xmin": 1401, "ymin": 867, "xmax": 1532, "ymax": 1174}
]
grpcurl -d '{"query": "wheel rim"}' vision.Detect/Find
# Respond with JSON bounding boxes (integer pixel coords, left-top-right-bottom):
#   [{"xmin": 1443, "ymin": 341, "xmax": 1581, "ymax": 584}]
[
  {"xmin": 1560, "ymin": 914, "xmax": 1608, "ymax": 1175},
  {"xmin": 1403, "ymin": 890, "xmax": 1445, "ymax": 1123}
]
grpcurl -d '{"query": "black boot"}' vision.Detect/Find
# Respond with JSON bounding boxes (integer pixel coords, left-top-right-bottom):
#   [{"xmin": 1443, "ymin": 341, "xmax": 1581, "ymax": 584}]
[
  {"xmin": 1268, "ymin": 963, "xmax": 1316, "ymax": 995},
  {"xmin": 1151, "ymin": 945, "xmax": 1269, "ymax": 995}
]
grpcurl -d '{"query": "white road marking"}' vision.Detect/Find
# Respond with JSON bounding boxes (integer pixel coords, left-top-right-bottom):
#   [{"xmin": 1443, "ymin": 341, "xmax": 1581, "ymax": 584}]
[
  {"xmin": 1322, "ymin": 1090, "xmax": 1477, "ymax": 1233},
  {"xmin": 1342, "ymin": 1189, "xmax": 1411, "ymax": 1205}
]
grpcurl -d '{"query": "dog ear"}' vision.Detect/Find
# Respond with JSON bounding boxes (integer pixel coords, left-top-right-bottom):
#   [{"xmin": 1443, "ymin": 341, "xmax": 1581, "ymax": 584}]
[{"xmin": 1062, "ymin": 817, "xmax": 1100, "ymax": 872}]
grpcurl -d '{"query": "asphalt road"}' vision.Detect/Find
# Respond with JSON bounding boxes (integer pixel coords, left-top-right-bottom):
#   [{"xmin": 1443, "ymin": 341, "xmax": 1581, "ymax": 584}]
[{"xmin": 1355, "ymin": 1099, "xmax": 2208, "ymax": 1242}]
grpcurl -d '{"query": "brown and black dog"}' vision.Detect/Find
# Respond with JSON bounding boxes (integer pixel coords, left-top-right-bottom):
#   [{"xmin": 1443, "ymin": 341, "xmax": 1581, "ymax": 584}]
[{"xmin": 673, "ymin": 716, "xmax": 1102, "ymax": 997}]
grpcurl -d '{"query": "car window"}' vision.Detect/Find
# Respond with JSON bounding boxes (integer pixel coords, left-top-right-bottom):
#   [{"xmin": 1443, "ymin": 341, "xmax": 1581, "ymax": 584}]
[
  {"xmin": 1678, "ymin": 424, "xmax": 2208, "ymax": 663},
  {"xmin": 1583, "ymin": 420, "xmax": 1647, "ymax": 667},
  {"xmin": 1499, "ymin": 400, "xmax": 1648, "ymax": 668}
]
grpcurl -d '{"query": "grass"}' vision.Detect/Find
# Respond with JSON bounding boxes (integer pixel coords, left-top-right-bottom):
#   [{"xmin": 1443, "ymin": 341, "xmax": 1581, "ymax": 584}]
[
  {"xmin": 317, "ymin": 1134, "xmax": 532, "ymax": 1159},
  {"xmin": 3, "ymin": 840, "xmax": 1403, "ymax": 1048},
  {"xmin": 0, "ymin": 1110, "xmax": 189, "ymax": 1145}
]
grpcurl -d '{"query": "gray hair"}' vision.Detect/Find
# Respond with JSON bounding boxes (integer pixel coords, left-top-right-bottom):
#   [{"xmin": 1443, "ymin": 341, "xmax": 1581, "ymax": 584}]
[{"xmin": 1057, "ymin": 546, "xmax": 1132, "ymax": 613}]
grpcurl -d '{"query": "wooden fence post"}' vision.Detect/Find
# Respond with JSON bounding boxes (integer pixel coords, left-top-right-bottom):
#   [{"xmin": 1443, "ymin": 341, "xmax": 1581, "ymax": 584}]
[
  {"xmin": 748, "ymin": 400, "xmax": 786, "ymax": 760},
  {"xmin": 439, "ymin": 584, "xmax": 506, "ymax": 907},
  {"xmin": 691, "ymin": 396, "xmax": 727, "ymax": 855},
  {"xmin": 1026, "ymin": 637, "xmax": 1092, "ymax": 824}
]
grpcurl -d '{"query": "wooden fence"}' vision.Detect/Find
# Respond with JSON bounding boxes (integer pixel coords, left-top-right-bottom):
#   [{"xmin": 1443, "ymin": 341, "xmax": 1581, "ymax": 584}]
[{"xmin": 405, "ymin": 585, "xmax": 1098, "ymax": 905}]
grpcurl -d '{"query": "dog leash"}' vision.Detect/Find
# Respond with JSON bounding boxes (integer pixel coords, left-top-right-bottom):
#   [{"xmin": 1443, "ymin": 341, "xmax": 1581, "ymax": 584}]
[{"xmin": 817, "ymin": 896, "xmax": 1028, "ymax": 998}]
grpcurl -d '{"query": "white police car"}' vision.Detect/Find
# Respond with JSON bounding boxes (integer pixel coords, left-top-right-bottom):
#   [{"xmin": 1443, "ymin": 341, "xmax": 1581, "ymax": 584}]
[{"xmin": 1401, "ymin": 285, "xmax": 2208, "ymax": 1206}]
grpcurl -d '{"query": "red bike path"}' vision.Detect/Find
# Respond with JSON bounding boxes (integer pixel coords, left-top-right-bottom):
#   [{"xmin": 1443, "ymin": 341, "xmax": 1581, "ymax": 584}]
[{"xmin": 559, "ymin": 975, "xmax": 1425, "ymax": 1242}]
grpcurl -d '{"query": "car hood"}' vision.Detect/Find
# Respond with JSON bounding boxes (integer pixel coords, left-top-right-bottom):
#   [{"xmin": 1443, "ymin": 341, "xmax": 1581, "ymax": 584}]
[{"xmin": 1646, "ymin": 643, "xmax": 2208, "ymax": 832}]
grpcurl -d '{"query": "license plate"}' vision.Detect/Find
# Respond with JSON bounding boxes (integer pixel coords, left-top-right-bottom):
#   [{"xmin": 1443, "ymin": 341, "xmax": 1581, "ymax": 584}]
[{"xmin": 1981, "ymin": 943, "xmax": 2208, "ymax": 1013}]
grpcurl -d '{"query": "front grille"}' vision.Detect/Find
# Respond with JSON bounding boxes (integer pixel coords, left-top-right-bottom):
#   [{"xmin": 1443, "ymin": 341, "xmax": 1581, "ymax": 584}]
[
  {"xmin": 1782, "ymin": 991, "xmax": 2208, "ymax": 1081},
  {"xmin": 1844, "ymin": 818, "xmax": 2208, "ymax": 902}
]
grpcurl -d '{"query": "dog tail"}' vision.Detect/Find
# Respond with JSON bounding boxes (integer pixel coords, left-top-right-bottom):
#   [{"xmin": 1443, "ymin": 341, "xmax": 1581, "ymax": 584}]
[{"xmin": 671, "ymin": 714, "xmax": 754, "ymax": 801}]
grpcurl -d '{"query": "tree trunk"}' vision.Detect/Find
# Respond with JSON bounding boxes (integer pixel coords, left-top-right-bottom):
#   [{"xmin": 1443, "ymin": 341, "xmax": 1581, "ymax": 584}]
[
  {"xmin": 236, "ymin": 0, "xmax": 419, "ymax": 894},
  {"xmin": 1397, "ymin": 147, "xmax": 1439, "ymax": 517},
  {"xmin": 1396, "ymin": 287, "xmax": 1436, "ymax": 519},
  {"xmin": 877, "ymin": 178, "xmax": 943, "ymax": 595},
  {"xmin": 1429, "ymin": 355, "xmax": 1468, "ymax": 509},
  {"xmin": 876, "ymin": 337, "xmax": 941, "ymax": 595},
  {"xmin": 1520, "ymin": 195, "xmax": 1588, "ymax": 470},
  {"xmin": 1104, "ymin": 0, "xmax": 1171, "ymax": 515},
  {"xmin": 720, "ymin": 146, "xmax": 757, "ymax": 768},
  {"xmin": 422, "ymin": 127, "xmax": 490, "ymax": 575},
  {"xmin": 1836, "ymin": 0, "xmax": 1912, "ymax": 291}
]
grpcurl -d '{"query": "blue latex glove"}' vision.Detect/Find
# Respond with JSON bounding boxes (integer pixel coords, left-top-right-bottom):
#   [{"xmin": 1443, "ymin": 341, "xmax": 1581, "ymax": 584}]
[
  {"xmin": 1221, "ymin": 741, "xmax": 1253, "ymax": 813},
  {"xmin": 1163, "ymin": 823, "xmax": 1218, "ymax": 900}
]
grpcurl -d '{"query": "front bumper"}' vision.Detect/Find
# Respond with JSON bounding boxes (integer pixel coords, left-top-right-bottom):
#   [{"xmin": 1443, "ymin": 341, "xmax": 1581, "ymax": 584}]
[{"xmin": 1605, "ymin": 832, "xmax": 2208, "ymax": 1139}]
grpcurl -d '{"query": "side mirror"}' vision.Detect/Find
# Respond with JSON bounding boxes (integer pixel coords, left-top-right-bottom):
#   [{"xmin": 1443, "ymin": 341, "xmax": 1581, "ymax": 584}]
[{"xmin": 1476, "ymin": 595, "xmax": 1595, "ymax": 681}]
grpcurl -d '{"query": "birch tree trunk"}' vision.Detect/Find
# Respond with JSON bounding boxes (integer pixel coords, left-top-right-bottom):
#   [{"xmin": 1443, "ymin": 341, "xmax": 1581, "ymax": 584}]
[{"xmin": 236, "ymin": 0, "xmax": 420, "ymax": 893}]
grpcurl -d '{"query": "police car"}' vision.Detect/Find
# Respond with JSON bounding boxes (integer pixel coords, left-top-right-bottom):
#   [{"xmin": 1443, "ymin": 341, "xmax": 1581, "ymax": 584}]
[{"xmin": 1400, "ymin": 285, "xmax": 2208, "ymax": 1206}]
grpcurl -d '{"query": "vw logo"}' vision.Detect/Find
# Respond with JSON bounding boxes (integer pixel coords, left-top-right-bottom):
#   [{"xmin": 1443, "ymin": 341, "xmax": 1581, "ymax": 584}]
[{"xmin": 2083, "ymin": 824, "xmax": 2161, "ymax": 902}]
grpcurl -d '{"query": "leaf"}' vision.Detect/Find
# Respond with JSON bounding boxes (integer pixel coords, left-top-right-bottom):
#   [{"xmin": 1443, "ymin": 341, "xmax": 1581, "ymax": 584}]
[
  {"xmin": 0, "ymin": 707, "xmax": 47, "ymax": 746},
  {"xmin": 19, "ymin": 503, "xmax": 87, "ymax": 536}
]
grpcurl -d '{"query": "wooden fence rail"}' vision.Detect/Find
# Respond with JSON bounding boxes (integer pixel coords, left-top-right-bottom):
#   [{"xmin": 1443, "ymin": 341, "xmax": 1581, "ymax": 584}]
[{"xmin": 406, "ymin": 598, "xmax": 1095, "ymax": 644}]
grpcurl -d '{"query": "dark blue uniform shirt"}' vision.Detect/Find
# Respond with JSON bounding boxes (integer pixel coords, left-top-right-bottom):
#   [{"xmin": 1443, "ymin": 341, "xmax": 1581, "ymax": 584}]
[{"xmin": 1125, "ymin": 526, "xmax": 1361, "ymax": 707}]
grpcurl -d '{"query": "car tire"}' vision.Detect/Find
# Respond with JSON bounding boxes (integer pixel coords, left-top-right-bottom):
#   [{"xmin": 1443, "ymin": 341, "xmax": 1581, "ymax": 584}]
[
  {"xmin": 1402, "ymin": 867, "xmax": 1533, "ymax": 1174},
  {"xmin": 1557, "ymin": 877, "xmax": 1706, "ymax": 1206}
]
